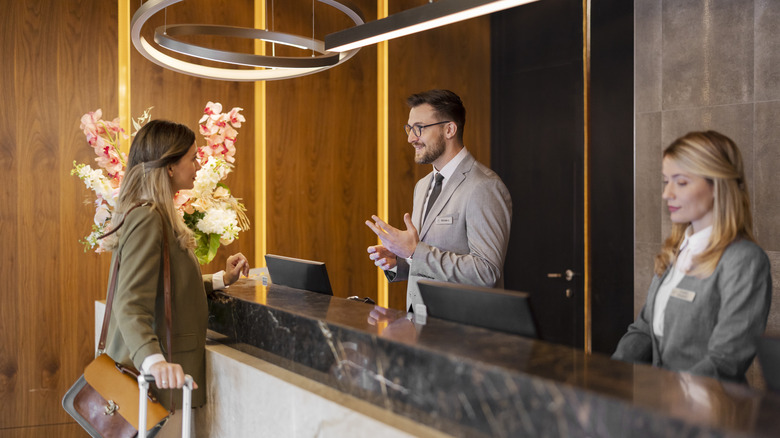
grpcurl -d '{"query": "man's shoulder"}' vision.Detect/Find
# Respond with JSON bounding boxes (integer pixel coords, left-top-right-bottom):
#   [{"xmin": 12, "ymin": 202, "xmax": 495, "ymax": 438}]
[
  {"xmin": 469, "ymin": 159, "xmax": 500, "ymax": 179},
  {"xmin": 466, "ymin": 159, "xmax": 509, "ymax": 190}
]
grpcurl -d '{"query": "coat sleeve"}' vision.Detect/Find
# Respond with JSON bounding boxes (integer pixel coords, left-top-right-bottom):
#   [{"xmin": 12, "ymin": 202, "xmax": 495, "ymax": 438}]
[
  {"xmin": 112, "ymin": 209, "xmax": 165, "ymax": 370},
  {"xmin": 384, "ymin": 258, "xmax": 410, "ymax": 283},
  {"xmin": 410, "ymin": 177, "xmax": 512, "ymax": 287},
  {"xmin": 612, "ymin": 300, "xmax": 654, "ymax": 364},
  {"xmin": 202, "ymin": 274, "xmax": 214, "ymax": 295},
  {"xmin": 688, "ymin": 244, "xmax": 772, "ymax": 380}
]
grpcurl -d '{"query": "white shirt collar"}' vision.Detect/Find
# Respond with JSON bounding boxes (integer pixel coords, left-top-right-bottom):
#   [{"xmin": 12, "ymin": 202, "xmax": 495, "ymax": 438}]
[
  {"xmin": 433, "ymin": 147, "xmax": 468, "ymax": 183},
  {"xmin": 676, "ymin": 225, "xmax": 713, "ymax": 273}
]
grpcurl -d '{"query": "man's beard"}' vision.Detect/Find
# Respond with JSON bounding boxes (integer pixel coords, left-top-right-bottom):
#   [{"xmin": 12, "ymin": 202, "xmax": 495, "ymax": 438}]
[{"xmin": 414, "ymin": 132, "xmax": 446, "ymax": 164}]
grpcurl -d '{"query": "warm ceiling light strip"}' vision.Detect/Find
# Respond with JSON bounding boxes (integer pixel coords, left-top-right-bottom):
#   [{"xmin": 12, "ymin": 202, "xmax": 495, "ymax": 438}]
[
  {"xmin": 130, "ymin": 0, "xmax": 365, "ymax": 81},
  {"xmin": 325, "ymin": 0, "xmax": 539, "ymax": 52}
]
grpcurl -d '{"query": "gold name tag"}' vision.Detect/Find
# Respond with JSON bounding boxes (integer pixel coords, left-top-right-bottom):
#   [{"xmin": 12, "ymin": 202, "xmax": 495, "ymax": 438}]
[
  {"xmin": 435, "ymin": 217, "xmax": 453, "ymax": 225},
  {"xmin": 671, "ymin": 288, "xmax": 696, "ymax": 302}
]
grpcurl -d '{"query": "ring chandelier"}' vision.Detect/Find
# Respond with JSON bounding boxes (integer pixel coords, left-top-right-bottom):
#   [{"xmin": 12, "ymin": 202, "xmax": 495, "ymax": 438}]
[{"xmin": 131, "ymin": 0, "xmax": 365, "ymax": 81}]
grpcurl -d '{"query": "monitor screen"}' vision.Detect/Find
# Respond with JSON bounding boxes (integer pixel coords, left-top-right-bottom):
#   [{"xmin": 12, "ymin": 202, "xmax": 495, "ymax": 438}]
[
  {"xmin": 417, "ymin": 280, "xmax": 538, "ymax": 338},
  {"xmin": 264, "ymin": 254, "xmax": 333, "ymax": 296}
]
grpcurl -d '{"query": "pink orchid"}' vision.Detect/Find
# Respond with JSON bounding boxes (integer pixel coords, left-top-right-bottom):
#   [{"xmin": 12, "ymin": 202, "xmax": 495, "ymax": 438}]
[
  {"xmin": 80, "ymin": 110, "xmax": 103, "ymax": 136},
  {"xmin": 174, "ymin": 190, "xmax": 191, "ymax": 208},
  {"xmin": 228, "ymin": 107, "xmax": 245, "ymax": 127},
  {"xmin": 203, "ymin": 101, "xmax": 223, "ymax": 116}
]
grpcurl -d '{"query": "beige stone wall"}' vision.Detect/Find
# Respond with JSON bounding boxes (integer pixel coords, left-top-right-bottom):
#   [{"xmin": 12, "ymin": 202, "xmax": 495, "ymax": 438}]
[{"xmin": 634, "ymin": 0, "xmax": 780, "ymax": 386}]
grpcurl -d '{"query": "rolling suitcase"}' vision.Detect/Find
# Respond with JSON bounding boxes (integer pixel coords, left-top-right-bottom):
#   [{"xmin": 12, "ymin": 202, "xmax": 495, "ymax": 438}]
[{"xmin": 138, "ymin": 374, "xmax": 194, "ymax": 438}]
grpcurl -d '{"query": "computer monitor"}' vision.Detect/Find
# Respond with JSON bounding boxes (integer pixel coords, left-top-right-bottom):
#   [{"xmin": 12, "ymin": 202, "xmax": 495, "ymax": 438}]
[
  {"xmin": 417, "ymin": 280, "xmax": 538, "ymax": 338},
  {"xmin": 264, "ymin": 254, "xmax": 333, "ymax": 296},
  {"xmin": 758, "ymin": 335, "xmax": 780, "ymax": 392}
]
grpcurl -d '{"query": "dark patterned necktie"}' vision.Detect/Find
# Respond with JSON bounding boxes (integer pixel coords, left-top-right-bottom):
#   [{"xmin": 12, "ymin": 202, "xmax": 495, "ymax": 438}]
[{"xmin": 424, "ymin": 173, "xmax": 444, "ymax": 221}]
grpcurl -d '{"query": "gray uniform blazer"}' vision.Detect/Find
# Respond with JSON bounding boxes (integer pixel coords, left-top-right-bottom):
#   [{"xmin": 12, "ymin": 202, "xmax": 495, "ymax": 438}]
[
  {"xmin": 613, "ymin": 239, "xmax": 772, "ymax": 383},
  {"xmin": 387, "ymin": 151, "xmax": 512, "ymax": 310},
  {"xmin": 106, "ymin": 205, "xmax": 213, "ymax": 408}
]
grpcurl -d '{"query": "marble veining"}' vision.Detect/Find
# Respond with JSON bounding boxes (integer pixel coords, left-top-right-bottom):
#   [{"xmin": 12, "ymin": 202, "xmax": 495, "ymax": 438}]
[{"xmin": 207, "ymin": 281, "xmax": 780, "ymax": 437}]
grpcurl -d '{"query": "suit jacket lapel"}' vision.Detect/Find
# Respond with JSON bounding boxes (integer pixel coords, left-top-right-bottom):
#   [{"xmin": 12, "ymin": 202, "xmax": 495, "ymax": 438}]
[{"xmin": 419, "ymin": 153, "xmax": 475, "ymax": 239}]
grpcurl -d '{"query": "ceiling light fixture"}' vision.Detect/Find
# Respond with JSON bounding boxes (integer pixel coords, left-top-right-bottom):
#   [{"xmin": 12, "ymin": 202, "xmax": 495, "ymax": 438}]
[
  {"xmin": 131, "ymin": 0, "xmax": 365, "ymax": 81},
  {"xmin": 324, "ymin": 0, "xmax": 539, "ymax": 53}
]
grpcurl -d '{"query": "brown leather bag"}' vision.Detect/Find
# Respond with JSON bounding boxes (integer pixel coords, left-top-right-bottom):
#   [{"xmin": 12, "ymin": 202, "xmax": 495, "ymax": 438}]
[{"xmin": 62, "ymin": 205, "xmax": 172, "ymax": 437}]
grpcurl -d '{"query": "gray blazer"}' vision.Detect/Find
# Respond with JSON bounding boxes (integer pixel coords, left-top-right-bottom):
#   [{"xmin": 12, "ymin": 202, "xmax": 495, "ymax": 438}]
[
  {"xmin": 387, "ymin": 151, "xmax": 512, "ymax": 310},
  {"xmin": 613, "ymin": 239, "xmax": 772, "ymax": 383}
]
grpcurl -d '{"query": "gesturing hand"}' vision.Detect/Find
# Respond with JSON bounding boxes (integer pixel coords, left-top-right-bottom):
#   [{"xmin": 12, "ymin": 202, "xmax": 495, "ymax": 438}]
[
  {"xmin": 367, "ymin": 245, "xmax": 397, "ymax": 270},
  {"xmin": 365, "ymin": 213, "xmax": 419, "ymax": 259}
]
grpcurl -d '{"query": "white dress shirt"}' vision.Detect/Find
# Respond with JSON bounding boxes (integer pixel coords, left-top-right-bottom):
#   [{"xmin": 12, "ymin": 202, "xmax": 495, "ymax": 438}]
[{"xmin": 652, "ymin": 225, "xmax": 713, "ymax": 336}]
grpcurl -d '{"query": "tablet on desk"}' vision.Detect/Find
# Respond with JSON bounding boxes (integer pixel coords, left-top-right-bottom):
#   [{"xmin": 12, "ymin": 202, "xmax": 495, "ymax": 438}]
[
  {"xmin": 417, "ymin": 280, "xmax": 538, "ymax": 338},
  {"xmin": 264, "ymin": 254, "xmax": 333, "ymax": 296}
]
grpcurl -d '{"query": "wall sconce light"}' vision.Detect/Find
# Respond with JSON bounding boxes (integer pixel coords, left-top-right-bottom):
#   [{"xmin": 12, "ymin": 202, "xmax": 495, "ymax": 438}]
[{"xmin": 325, "ymin": 0, "xmax": 540, "ymax": 53}]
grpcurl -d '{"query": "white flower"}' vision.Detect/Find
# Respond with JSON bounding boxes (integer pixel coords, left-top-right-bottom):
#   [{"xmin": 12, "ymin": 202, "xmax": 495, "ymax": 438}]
[
  {"xmin": 75, "ymin": 164, "xmax": 118, "ymax": 208},
  {"xmin": 196, "ymin": 207, "xmax": 240, "ymax": 236},
  {"xmin": 191, "ymin": 158, "xmax": 231, "ymax": 199}
]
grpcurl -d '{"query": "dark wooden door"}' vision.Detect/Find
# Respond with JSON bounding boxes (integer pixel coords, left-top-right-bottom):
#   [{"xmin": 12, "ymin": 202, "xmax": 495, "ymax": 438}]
[{"xmin": 492, "ymin": 0, "xmax": 585, "ymax": 348}]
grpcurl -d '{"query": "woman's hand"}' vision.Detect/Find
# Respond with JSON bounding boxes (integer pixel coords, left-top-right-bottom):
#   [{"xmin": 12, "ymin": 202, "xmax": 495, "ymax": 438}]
[
  {"xmin": 149, "ymin": 361, "xmax": 198, "ymax": 389},
  {"xmin": 223, "ymin": 252, "xmax": 250, "ymax": 286}
]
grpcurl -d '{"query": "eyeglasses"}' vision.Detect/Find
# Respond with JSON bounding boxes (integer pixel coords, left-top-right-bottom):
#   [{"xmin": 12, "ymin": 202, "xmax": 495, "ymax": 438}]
[{"xmin": 404, "ymin": 120, "xmax": 451, "ymax": 137}]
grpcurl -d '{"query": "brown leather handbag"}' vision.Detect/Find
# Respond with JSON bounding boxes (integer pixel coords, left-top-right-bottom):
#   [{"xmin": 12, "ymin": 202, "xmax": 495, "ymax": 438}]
[{"xmin": 62, "ymin": 205, "xmax": 172, "ymax": 437}]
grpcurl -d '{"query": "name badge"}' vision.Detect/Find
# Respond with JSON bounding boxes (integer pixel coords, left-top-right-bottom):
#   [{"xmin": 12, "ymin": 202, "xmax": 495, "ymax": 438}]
[
  {"xmin": 435, "ymin": 216, "xmax": 453, "ymax": 225},
  {"xmin": 671, "ymin": 288, "xmax": 696, "ymax": 302}
]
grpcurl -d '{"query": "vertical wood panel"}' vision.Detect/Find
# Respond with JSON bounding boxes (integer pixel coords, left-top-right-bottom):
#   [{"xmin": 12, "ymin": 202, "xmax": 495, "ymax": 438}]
[
  {"xmin": 386, "ymin": 3, "xmax": 491, "ymax": 310},
  {"xmin": 17, "ymin": 0, "xmax": 63, "ymax": 426},
  {"xmin": 266, "ymin": 0, "xmax": 378, "ymax": 300},
  {"xmin": 0, "ymin": 0, "xmax": 120, "ymax": 432},
  {"xmin": 57, "ymin": 2, "xmax": 119, "ymax": 433},
  {"xmin": 0, "ymin": 0, "xmax": 20, "ymax": 429}
]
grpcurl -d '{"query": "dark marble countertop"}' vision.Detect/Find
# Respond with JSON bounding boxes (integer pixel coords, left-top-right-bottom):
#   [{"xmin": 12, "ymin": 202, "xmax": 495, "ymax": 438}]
[{"xmin": 207, "ymin": 279, "xmax": 780, "ymax": 437}]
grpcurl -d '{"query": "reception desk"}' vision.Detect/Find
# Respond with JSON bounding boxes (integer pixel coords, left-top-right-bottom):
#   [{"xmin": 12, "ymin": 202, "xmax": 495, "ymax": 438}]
[{"xmin": 202, "ymin": 278, "xmax": 780, "ymax": 438}]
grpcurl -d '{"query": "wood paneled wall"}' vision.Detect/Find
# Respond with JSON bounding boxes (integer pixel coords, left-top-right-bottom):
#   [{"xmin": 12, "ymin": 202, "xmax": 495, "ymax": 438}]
[
  {"xmin": 0, "ymin": 1, "xmax": 120, "ymax": 435},
  {"xmin": 265, "ymin": 0, "xmax": 379, "ymax": 300},
  {"xmin": 0, "ymin": 0, "xmax": 489, "ymax": 435}
]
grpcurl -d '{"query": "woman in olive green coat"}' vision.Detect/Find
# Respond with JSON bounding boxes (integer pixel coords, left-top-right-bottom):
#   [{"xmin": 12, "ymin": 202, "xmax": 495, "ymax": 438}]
[{"xmin": 103, "ymin": 120, "xmax": 248, "ymax": 414}]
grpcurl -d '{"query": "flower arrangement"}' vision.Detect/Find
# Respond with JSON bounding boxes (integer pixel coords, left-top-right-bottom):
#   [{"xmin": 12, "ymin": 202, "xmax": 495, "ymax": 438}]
[{"xmin": 72, "ymin": 102, "xmax": 249, "ymax": 264}]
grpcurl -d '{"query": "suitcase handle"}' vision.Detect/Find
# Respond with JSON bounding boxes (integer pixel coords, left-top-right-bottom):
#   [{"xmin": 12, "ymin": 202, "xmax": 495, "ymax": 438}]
[{"xmin": 138, "ymin": 374, "xmax": 193, "ymax": 438}]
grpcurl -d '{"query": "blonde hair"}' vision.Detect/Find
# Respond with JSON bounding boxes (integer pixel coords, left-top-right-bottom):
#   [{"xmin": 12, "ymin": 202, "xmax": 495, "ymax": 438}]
[
  {"xmin": 104, "ymin": 120, "xmax": 196, "ymax": 251},
  {"xmin": 654, "ymin": 131, "xmax": 754, "ymax": 277}
]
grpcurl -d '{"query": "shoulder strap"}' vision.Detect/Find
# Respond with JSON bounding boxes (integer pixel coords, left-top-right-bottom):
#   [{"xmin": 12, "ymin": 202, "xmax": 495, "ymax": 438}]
[{"xmin": 97, "ymin": 204, "xmax": 172, "ymax": 361}]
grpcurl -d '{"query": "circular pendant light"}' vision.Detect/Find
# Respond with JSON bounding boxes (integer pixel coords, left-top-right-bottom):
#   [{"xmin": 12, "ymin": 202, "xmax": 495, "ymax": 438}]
[{"xmin": 131, "ymin": 0, "xmax": 365, "ymax": 81}]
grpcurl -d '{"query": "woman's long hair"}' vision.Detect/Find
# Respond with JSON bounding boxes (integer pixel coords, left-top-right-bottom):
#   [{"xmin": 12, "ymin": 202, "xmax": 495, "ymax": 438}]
[
  {"xmin": 104, "ymin": 120, "xmax": 197, "ymax": 251},
  {"xmin": 654, "ymin": 131, "xmax": 755, "ymax": 277}
]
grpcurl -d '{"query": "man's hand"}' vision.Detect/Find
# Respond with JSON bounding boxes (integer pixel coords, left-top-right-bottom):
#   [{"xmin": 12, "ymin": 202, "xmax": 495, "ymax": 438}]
[
  {"xmin": 367, "ymin": 245, "xmax": 397, "ymax": 270},
  {"xmin": 365, "ymin": 213, "xmax": 419, "ymax": 259}
]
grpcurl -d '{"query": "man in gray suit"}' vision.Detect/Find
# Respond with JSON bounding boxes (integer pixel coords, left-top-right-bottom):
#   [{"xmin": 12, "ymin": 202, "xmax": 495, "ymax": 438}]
[{"xmin": 366, "ymin": 89, "xmax": 512, "ymax": 311}]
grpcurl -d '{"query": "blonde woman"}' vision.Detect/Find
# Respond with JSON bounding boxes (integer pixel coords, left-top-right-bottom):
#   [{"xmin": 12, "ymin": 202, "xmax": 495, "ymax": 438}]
[
  {"xmin": 613, "ymin": 131, "xmax": 772, "ymax": 383},
  {"xmin": 104, "ymin": 120, "xmax": 248, "ymax": 434}
]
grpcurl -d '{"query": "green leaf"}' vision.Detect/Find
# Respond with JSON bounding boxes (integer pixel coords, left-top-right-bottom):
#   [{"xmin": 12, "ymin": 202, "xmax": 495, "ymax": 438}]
[
  {"xmin": 183, "ymin": 210, "xmax": 205, "ymax": 230},
  {"xmin": 194, "ymin": 231, "xmax": 221, "ymax": 264}
]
